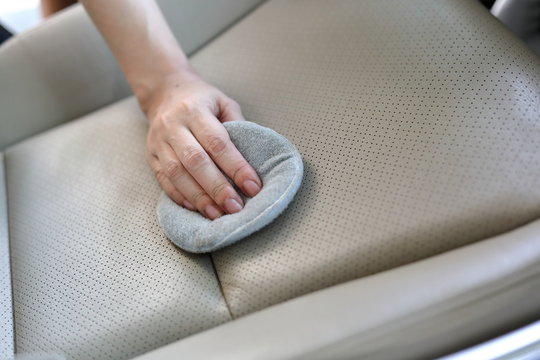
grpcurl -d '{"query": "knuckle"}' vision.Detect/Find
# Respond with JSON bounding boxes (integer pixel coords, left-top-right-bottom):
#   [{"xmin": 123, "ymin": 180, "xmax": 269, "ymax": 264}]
[
  {"xmin": 151, "ymin": 111, "xmax": 185, "ymax": 134},
  {"xmin": 232, "ymin": 162, "xmax": 251, "ymax": 183},
  {"xmin": 164, "ymin": 161, "xmax": 182, "ymax": 178},
  {"xmin": 153, "ymin": 112, "xmax": 175, "ymax": 128},
  {"xmin": 211, "ymin": 181, "xmax": 230, "ymax": 200},
  {"xmin": 164, "ymin": 134, "xmax": 182, "ymax": 145},
  {"xmin": 206, "ymin": 135, "xmax": 228, "ymax": 157},
  {"xmin": 191, "ymin": 190, "xmax": 209, "ymax": 205},
  {"xmin": 150, "ymin": 123, "xmax": 178, "ymax": 144},
  {"xmin": 183, "ymin": 146, "xmax": 207, "ymax": 170},
  {"xmin": 178, "ymin": 99, "xmax": 201, "ymax": 117},
  {"xmin": 168, "ymin": 190, "xmax": 184, "ymax": 204},
  {"xmin": 154, "ymin": 168, "xmax": 168, "ymax": 183}
]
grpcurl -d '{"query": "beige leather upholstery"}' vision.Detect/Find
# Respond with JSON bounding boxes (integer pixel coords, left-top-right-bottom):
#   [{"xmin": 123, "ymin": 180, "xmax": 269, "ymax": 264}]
[
  {"xmin": 5, "ymin": 99, "xmax": 231, "ymax": 359},
  {"xmin": 0, "ymin": 6, "xmax": 128, "ymax": 150},
  {"xmin": 135, "ymin": 218, "xmax": 540, "ymax": 360},
  {"xmin": 188, "ymin": 0, "xmax": 540, "ymax": 317},
  {"xmin": 0, "ymin": 153, "xmax": 14, "ymax": 358},
  {"xmin": 0, "ymin": 0, "xmax": 264, "ymax": 150},
  {"xmin": 2, "ymin": 0, "xmax": 540, "ymax": 359}
]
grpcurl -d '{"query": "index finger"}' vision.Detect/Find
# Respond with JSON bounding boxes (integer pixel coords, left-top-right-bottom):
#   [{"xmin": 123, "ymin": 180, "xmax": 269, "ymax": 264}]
[{"xmin": 192, "ymin": 117, "xmax": 262, "ymax": 198}]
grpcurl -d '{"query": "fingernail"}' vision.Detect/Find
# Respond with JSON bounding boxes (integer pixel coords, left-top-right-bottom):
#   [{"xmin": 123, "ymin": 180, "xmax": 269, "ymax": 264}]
[
  {"xmin": 243, "ymin": 180, "xmax": 261, "ymax": 197},
  {"xmin": 182, "ymin": 200, "xmax": 196, "ymax": 211},
  {"xmin": 224, "ymin": 198, "xmax": 243, "ymax": 214},
  {"xmin": 205, "ymin": 204, "xmax": 222, "ymax": 220}
]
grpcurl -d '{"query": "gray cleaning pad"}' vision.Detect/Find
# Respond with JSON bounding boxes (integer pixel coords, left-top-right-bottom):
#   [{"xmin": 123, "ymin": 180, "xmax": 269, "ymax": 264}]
[{"xmin": 157, "ymin": 121, "xmax": 303, "ymax": 253}]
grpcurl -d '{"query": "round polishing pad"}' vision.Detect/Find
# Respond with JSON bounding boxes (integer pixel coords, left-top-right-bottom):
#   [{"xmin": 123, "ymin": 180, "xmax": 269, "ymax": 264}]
[{"xmin": 156, "ymin": 121, "xmax": 303, "ymax": 253}]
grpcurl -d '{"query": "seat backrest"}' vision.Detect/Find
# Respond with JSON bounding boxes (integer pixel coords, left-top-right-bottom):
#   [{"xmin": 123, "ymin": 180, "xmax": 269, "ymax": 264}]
[{"xmin": 0, "ymin": 0, "xmax": 265, "ymax": 149}]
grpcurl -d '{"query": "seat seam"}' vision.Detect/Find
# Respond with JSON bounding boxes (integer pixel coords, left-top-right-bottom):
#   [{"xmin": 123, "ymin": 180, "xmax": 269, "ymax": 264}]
[
  {"xmin": 187, "ymin": 0, "xmax": 269, "ymax": 60},
  {"xmin": 0, "ymin": 152, "xmax": 15, "ymax": 355},
  {"xmin": 209, "ymin": 253, "xmax": 234, "ymax": 320}
]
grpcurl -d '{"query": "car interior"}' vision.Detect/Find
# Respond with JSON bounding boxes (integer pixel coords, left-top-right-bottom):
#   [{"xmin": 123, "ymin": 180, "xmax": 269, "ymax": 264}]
[{"xmin": 1, "ymin": 0, "xmax": 540, "ymax": 359}]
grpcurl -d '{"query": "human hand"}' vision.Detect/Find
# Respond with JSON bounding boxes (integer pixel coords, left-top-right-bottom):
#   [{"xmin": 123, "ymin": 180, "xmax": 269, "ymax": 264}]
[
  {"xmin": 80, "ymin": 0, "xmax": 262, "ymax": 220},
  {"xmin": 144, "ymin": 72, "xmax": 262, "ymax": 219}
]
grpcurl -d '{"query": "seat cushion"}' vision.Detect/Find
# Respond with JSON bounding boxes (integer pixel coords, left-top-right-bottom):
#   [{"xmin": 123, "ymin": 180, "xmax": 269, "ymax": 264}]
[
  {"xmin": 188, "ymin": 0, "xmax": 540, "ymax": 317},
  {"xmin": 134, "ymin": 219, "xmax": 540, "ymax": 360},
  {"xmin": 5, "ymin": 98, "xmax": 231, "ymax": 359}
]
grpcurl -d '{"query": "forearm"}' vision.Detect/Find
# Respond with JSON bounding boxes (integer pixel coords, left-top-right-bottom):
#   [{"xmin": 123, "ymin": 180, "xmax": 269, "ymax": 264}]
[
  {"xmin": 79, "ymin": 0, "xmax": 193, "ymax": 113},
  {"xmin": 80, "ymin": 0, "xmax": 262, "ymax": 218},
  {"xmin": 41, "ymin": 0, "xmax": 77, "ymax": 18}
]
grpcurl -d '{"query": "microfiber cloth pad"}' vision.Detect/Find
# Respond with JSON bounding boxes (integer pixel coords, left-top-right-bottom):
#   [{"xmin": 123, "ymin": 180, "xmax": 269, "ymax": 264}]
[{"xmin": 156, "ymin": 120, "xmax": 303, "ymax": 253}]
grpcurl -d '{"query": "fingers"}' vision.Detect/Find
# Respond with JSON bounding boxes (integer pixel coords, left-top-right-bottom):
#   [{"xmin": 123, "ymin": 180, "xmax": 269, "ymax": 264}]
[
  {"xmin": 167, "ymin": 127, "xmax": 245, "ymax": 216},
  {"xmin": 146, "ymin": 153, "xmax": 197, "ymax": 211},
  {"xmin": 146, "ymin": 90, "xmax": 261, "ymax": 220},
  {"xmin": 148, "ymin": 148, "xmax": 224, "ymax": 220},
  {"xmin": 190, "ymin": 112, "xmax": 262, "ymax": 198}
]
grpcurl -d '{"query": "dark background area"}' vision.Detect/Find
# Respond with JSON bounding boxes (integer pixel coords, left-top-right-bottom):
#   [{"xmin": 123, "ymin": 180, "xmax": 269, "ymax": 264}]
[{"xmin": 0, "ymin": 24, "xmax": 11, "ymax": 45}]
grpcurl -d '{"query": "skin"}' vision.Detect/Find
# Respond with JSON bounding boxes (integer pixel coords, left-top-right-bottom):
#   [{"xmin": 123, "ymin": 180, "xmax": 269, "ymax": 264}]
[
  {"xmin": 79, "ymin": 0, "xmax": 262, "ymax": 219},
  {"xmin": 41, "ymin": 0, "xmax": 77, "ymax": 18}
]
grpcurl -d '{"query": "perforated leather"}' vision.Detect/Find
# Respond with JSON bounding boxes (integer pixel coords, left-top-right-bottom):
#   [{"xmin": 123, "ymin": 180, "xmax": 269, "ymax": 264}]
[
  {"xmin": 134, "ymin": 218, "xmax": 540, "ymax": 360},
  {"xmin": 0, "ymin": 153, "xmax": 14, "ymax": 358},
  {"xmin": 4, "ymin": 0, "xmax": 540, "ymax": 358},
  {"xmin": 188, "ymin": 0, "xmax": 540, "ymax": 316},
  {"xmin": 5, "ymin": 99, "xmax": 231, "ymax": 359}
]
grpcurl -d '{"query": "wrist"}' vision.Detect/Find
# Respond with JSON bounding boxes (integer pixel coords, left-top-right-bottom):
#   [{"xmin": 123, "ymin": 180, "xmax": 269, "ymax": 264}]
[{"xmin": 134, "ymin": 63, "xmax": 200, "ymax": 117}]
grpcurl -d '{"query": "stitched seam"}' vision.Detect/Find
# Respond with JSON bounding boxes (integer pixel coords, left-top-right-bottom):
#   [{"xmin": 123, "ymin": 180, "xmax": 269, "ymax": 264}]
[
  {"xmin": 187, "ymin": 0, "xmax": 269, "ymax": 58},
  {"xmin": 1, "ymin": 153, "xmax": 15, "ymax": 355},
  {"xmin": 209, "ymin": 253, "xmax": 234, "ymax": 320}
]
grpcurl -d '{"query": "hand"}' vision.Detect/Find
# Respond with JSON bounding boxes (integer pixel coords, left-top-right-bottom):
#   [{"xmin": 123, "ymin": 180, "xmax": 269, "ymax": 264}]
[
  {"xmin": 80, "ymin": 0, "xmax": 262, "ymax": 219},
  {"xmin": 144, "ymin": 72, "xmax": 262, "ymax": 219}
]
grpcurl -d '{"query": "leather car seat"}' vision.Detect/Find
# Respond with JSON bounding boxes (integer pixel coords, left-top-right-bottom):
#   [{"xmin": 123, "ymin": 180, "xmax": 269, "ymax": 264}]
[{"xmin": 1, "ymin": 0, "xmax": 539, "ymax": 359}]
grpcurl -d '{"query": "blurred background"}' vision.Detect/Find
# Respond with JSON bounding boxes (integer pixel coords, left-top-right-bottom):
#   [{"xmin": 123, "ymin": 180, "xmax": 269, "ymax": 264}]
[
  {"xmin": 1, "ymin": 0, "xmax": 538, "ymax": 55},
  {"xmin": 0, "ymin": 0, "xmax": 40, "ymax": 34}
]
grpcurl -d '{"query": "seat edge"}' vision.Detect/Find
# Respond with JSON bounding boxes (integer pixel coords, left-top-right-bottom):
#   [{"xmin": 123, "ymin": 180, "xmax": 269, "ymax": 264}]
[
  {"xmin": 133, "ymin": 217, "xmax": 540, "ymax": 360},
  {"xmin": 0, "ymin": 153, "xmax": 14, "ymax": 358}
]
